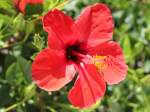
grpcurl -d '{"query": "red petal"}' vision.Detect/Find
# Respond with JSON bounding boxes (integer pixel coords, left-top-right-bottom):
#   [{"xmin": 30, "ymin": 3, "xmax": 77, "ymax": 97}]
[
  {"xmin": 75, "ymin": 3, "xmax": 114, "ymax": 47},
  {"xmin": 47, "ymin": 30, "xmax": 64, "ymax": 50},
  {"xmin": 102, "ymin": 56, "xmax": 128, "ymax": 85},
  {"xmin": 68, "ymin": 63, "xmax": 106, "ymax": 108},
  {"xmin": 43, "ymin": 9, "xmax": 78, "ymax": 49},
  {"xmin": 87, "ymin": 41, "xmax": 128, "ymax": 85},
  {"xmin": 32, "ymin": 48, "xmax": 76, "ymax": 91},
  {"xmin": 14, "ymin": 0, "xmax": 43, "ymax": 13},
  {"xmin": 14, "ymin": 0, "xmax": 26, "ymax": 13},
  {"xmin": 28, "ymin": 0, "xmax": 43, "ymax": 4}
]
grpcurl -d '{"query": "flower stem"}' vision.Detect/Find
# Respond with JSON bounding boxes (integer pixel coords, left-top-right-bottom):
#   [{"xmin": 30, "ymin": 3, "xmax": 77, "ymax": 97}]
[{"xmin": 4, "ymin": 102, "xmax": 21, "ymax": 112}]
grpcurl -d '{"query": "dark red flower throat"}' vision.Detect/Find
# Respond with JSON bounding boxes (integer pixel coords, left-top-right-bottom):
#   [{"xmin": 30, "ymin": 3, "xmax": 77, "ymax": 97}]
[{"xmin": 66, "ymin": 43, "xmax": 87, "ymax": 63}]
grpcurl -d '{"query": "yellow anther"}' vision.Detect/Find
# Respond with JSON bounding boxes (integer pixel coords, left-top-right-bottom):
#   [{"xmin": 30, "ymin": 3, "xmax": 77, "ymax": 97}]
[{"xmin": 92, "ymin": 55, "xmax": 108, "ymax": 70}]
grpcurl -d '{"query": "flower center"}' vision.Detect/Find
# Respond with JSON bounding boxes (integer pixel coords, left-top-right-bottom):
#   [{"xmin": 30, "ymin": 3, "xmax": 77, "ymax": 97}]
[
  {"xmin": 65, "ymin": 43, "xmax": 86, "ymax": 63},
  {"xmin": 65, "ymin": 44, "xmax": 112, "ymax": 70}
]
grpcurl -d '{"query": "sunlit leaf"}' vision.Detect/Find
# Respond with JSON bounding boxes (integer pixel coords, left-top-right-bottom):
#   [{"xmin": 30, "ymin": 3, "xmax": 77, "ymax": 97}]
[{"xmin": 32, "ymin": 34, "xmax": 45, "ymax": 51}]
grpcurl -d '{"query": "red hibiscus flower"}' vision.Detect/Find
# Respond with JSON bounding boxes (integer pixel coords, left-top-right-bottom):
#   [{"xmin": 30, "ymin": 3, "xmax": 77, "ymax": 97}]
[
  {"xmin": 32, "ymin": 3, "xmax": 128, "ymax": 108},
  {"xmin": 13, "ymin": 0, "xmax": 43, "ymax": 13}
]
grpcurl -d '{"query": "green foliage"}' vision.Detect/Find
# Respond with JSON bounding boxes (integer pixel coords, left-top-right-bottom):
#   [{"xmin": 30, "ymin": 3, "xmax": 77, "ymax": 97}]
[
  {"xmin": 44, "ymin": 0, "xmax": 68, "ymax": 11},
  {"xmin": 32, "ymin": 34, "xmax": 45, "ymax": 51},
  {"xmin": 0, "ymin": 0, "xmax": 150, "ymax": 112},
  {"xmin": 120, "ymin": 35, "xmax": 133, "ymax": 63}
]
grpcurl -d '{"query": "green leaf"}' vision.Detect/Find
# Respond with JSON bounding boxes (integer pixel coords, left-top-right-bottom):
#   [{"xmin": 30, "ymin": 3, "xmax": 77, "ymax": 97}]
[
  {"xmin": 120, "ymin": 35, "xmax": 133, "ymax": 63},
  {"xmin": 133, "ymin": 42, "xmax": 144, "ymax": 58},
  {"xmin": 6, "ymin": 63, "xmax": 24, "ymax": 85},
  {"xmin": 13, "ymin": 13, "xmax": 25, "ymax": 31},
  {"xmin": 0, "ymin": 0, "xmax": 13, "ymax": 12},
  {"xmin": 23, "ymin": 83, "xmax": 36, "ymax": 100},
  {"xmin": 4, "ymin": 54, "xmax": 16, "ymax": 72},
  {"xmin": 0, "ymin": 14, "xmax": 12, "ymax": 29},
  {"xmin": 25, "ymin": 21, "xmax": 34, "ymax": 35},
  {"xmin": 6, "ymin": 56, "xmax": 32, "ymax": 85},
  {"xmin": 17, "ymin": 56, "xmax": 32, "ymax": 83},
  {"xmin": 32, "ymin": 34, "xmax": 45, "ymax": 51},
  {"xmin": 144, "ymin": 60, "xmax": 150, "ymax": 73},
  {"xmin": 144, "ymin": 4, "xmax": 150, "ymax": 24},
  {"xmin": 141, "ymin": 75, "xmax": 150, "ymax": 85},
  {"xmin": 108, "ymin": 101, "xmax": 123, "ymax": 112},
  {"xmin": 44, "ymin": 0, "xmax": 68, "ymax": 11}
]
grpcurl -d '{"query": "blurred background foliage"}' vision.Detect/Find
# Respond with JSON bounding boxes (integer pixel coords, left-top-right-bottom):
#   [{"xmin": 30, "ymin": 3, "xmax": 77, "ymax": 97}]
[{"xmin": 0, "ymin": 0, "xmax": 150, "ymax": 112}]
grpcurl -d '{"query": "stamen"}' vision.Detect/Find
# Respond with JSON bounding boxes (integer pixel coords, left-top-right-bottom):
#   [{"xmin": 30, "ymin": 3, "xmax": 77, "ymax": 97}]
[
  {"xmin": 92, "ymin": 55, "xmax": 112, "ymax": 70},
  {"xmin": 71, "ymin": 51, "xmax": 87, "ymax": 59}
]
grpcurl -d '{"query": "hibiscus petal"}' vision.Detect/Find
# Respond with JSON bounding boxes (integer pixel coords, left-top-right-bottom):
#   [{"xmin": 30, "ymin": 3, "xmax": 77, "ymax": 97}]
[
  {"xmin": 87, "ymin": 41, "xmax": 128, "ymax": 85},
  {"xmin": 14, "ymin": 0, "xmax": 26, "ymax": 13},
  {"xmin": 29, "ymin": 0, "xmax": 43, "ymax": 4},
  {"xmin": 68, "ymin": 63, "xmax": 106, "ymax": 108},
  {"xmin": 32, "ymin": 48, "xmax": 76, "ymax": 91},
  {"xmin": 102, "ymin": 56, "xmax": 128, "ymax": 85},
  {"xmin": 14, "ymin": 0, "xmax": 43, "ymax": 13},
  {"xmin": 75, "ymin": 3, "xmax": 114, "ymax": 47},
  {"xmin": 43, "ymin": 9, "xmax": 77, "ymax": 49}
]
